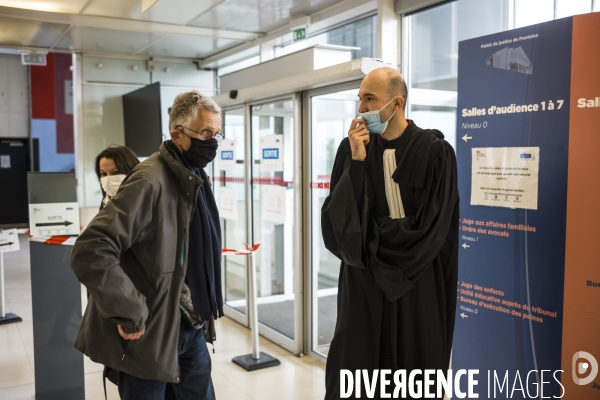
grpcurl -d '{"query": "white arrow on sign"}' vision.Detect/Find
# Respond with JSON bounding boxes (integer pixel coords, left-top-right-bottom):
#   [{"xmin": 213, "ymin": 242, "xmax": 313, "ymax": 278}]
[
  {"xmin": 462, "ymin": 134, "xmax": 472, "ymax": 142},
  {"xmin": 460, "ymin": 313, "xmax": 468, "ymax": 319},
  {"xmin": 462, "ymin": 243, "xmax": 470, "ymax": 249}
]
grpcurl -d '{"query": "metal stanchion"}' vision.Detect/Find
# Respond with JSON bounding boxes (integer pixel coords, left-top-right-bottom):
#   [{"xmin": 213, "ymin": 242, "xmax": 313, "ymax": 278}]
[
  {"xmin": 230, "ymin": 246, "xmax": 280, "ymax": 371},
  {"xmin": 0, "ymin": 245, "xmax": 23, "ymax": 325}
]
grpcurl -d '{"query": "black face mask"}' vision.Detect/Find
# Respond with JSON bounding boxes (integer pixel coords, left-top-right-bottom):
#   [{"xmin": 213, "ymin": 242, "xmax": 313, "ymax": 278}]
[{"xmin": 182, "ymin": 137, "xmax": 218, "ymax": 169}]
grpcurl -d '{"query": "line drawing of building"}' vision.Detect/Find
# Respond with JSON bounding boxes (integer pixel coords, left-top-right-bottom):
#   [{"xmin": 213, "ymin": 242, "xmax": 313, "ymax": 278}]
[{"xmin": 485, "ymin": 46, "xmax": 533, "ymax": 74}]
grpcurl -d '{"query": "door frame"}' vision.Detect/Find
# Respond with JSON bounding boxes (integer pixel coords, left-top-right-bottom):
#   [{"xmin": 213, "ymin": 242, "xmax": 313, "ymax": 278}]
[
  {"xmin": 302, "ymin": 80, "xmax": 362, "ymax": 363},
  {"xmin": 220, "ymin": 79, "xmax": 364, "ymax": 360},
  {"xmin": 219, "ymin": 105, "xmax": 250, "ymax": 328},
  {"xmin": 246, "ymin": 93, "xmax": 304, "ymax": 355}
]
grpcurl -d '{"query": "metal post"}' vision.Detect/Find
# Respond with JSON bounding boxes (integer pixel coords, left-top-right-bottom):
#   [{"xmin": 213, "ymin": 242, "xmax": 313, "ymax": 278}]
[
  {"xmin": 231, "ymin": 249, "xmax": 280, "ymax": 371},
  {"xmin": 248, "ymin": 252, "xmax": 260, "ymax": 359},
  {"xmin": 0, "ymin": 250, "xmax": 23, "ymax": 325}
]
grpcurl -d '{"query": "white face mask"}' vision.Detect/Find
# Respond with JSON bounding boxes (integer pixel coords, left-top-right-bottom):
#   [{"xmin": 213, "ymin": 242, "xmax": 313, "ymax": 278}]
[{"xmin": 100, "ymin": 175, "xmax": 126, "ymax": 198}]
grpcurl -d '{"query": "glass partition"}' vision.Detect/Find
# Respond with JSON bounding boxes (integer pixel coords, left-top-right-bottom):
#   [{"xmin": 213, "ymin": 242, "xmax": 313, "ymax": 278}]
[
  {"xmin": 248, "ymin": 99, "xmax": 297, "ymax": 340},
  {"xmin": 308, "ymin": 87, "xmax": 360, "ymax": 357},
  {"xmin": 213, "ymin": 108, "xmax": 247, "ymax": 315}
]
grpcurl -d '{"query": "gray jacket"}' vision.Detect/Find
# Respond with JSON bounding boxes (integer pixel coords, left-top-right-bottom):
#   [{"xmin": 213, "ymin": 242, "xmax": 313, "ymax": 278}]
[{"xmin": 71, "ymin": 143, "xmax": 213, "ymax": 383}]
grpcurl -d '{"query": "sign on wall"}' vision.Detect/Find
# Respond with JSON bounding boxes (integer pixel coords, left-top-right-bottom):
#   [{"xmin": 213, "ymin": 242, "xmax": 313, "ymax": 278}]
[
  {"xmin": 21, "ymin": 54, "xmax": 46, "ymax": 66},
  {"xmin": 293, "ymin": 28, "xmax": 306, "ymax": 41},
  {"xmin": 260, "ymin": 135, "xmax": 283, "ymax": 172},
  {"xmin": 218, "ymin": 140, "xmax": 236, "ymax": 171},
  {"xmin": 0, "ymin": 229, "xmax": 20, "ymax": 253},
  {"xmin": 261, "ymin": 186, "xmax": 286, "ymax": 225},
  {"xmin": 218, "ymin": 186, "xmax": 238, "ymax": 221},
  {"xmin": 470, "ymin": 147, "xmax": 540, "ymax": 210},
  {"xmin": 28, "ymin": 202, "xmax": 80, "ymax": 236}
]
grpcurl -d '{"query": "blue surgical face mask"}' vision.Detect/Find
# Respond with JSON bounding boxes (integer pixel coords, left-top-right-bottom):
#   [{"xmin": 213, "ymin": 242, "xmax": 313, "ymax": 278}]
[{"xmin": 359, "ymin": 98, "xmax": 396, "ymax": 134}]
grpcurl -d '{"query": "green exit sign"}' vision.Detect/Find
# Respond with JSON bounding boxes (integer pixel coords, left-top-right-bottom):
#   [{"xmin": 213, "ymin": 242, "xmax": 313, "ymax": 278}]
[
  {"xmin": 293, "ymin": 28, "xmax": 306, "ymax": 41},
  {"xmin": 21, "ymin": 54, "xmax": 47, "ymax": 66}
]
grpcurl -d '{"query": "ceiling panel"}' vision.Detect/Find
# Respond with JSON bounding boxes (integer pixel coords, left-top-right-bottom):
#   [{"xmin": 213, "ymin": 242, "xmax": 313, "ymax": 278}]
[
  {"xmin": 0, "ymin": 0, "xmax": 90, "ymax": 14},
  {"xmin": 187, "ymin": 0, "xmax": 341, "ymax": 32},
  {"xmin": 54, "ymin": 26, "xmax": 166, "ymax": 54},
  {"xmin": 52, "ymin": 26, "xmax": 242, "ymax": 59},
  {"xmin": 0, "ymin": 16, "xmax": 68, "ymax": 47},
  {"xmin": 138, "ymin": 34, "xmax": 240, "ymax": 58},
  {"xmin": 82, "ymin": 0, "xmax": 227, "ymax": 26},
  {"xmin": 0, "ymin": 0, "xmax": 342, "ymax": 59}
]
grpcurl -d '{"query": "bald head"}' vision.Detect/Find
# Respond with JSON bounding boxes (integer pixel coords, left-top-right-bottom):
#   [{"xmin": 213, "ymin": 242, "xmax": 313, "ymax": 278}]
[{"xmin": 362, "ymin": 67, "xmax": 408, "ymax": 111}]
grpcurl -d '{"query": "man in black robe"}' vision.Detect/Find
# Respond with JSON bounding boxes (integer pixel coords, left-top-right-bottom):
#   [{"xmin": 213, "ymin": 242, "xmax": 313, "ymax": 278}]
[{"xmin": 322, "ymin": 67, "xmax": 459, "ymax": 399}]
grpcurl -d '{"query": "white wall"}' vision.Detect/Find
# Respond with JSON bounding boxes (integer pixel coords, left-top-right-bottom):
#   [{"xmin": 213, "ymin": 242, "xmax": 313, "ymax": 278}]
[{"xmin": 0, "ymin": 55, "xmax": 29, "ymax": 139}]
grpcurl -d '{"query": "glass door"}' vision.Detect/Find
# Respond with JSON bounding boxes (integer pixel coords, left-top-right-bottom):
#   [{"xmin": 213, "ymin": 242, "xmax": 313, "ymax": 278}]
[
  {"xmin": 249, "ymin": 96, "xmax": 302, "ymax": 353},
  {"xmin": 213, "ymin": 107, "xmax": 248, "ymax": 325},
  {"xmin": 304, "ymin": 82, "xmax": 361, "ymax": 359}
]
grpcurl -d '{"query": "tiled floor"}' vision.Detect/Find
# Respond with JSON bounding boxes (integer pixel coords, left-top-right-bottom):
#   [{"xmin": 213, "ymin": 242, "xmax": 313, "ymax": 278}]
[{"xmin": 0, "ymin": 235, "xmax": 325, "ymax": 399}]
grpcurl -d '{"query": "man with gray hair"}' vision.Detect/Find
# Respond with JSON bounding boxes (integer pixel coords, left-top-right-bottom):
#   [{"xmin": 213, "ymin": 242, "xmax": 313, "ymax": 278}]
[{"xmin": 71, "ymin": 90, "xmax": 223, "ymax": 399}]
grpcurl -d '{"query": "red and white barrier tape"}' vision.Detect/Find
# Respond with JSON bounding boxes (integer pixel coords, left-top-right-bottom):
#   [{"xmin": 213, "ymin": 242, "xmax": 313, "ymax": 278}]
[
  {"xmin": 309, "ymin": 182, "xmax": 331, "ymax": 189},
  {"xmin": 29, "ymin": 235, "xmax": 77, "ymax": 245},
  {"xmin": 213, "ymin": 177, "xmax": 245, "ymax": 183},
  {"xmin": 222, "ymin": 242, "xmax": 261, "ymax": 256},
  {"xmin": 251, "ymin": 177, "xmax": 293, "ymax": 188}
]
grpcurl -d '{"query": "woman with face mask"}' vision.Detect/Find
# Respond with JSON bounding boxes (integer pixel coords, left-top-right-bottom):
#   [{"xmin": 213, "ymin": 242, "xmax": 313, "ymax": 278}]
[{"xmin": 94, "ymin": 146, "xmax": 140, "ymax": 209}]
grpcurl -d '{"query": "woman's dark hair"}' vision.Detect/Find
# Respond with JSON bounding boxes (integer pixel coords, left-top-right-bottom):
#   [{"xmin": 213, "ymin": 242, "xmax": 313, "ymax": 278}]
[{"xmin": 94, "ymin": 146, "xmax": 140, "ymax": 180}]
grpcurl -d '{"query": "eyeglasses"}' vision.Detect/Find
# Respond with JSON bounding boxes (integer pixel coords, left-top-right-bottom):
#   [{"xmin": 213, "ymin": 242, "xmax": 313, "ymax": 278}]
[{"xmin": 177, "ymin": 125, "xmax": 224, "ymax": 142}]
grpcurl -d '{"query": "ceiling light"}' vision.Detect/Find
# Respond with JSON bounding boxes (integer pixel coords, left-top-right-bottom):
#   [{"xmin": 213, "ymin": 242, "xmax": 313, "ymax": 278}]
[
  {"xmin": 0, "ymin": 1, "xmax": 66, "ymax": 13},
  {"xmin": 18, "ymin": 49, "xmax": 47, "ymax": 55},
  {"xmin": 289, "ymin": 16, "xmax": 311, "ymax": 31}
]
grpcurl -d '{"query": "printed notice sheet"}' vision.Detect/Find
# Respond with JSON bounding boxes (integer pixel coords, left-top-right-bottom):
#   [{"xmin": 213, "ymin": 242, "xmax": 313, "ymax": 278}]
[
  {"xmin": 218, "ymin": 140, "xmax": 236, "ymax": 171},
  {"xmin": 260, "ymin": 135, "xmax": 283, "ymax": 172},
  {"xmin": 0, "ymin": 229, "xmax": 20, "ymax": 253},
  {"xmin": 262, "ymin": 186, "xmax": 286, "ymax": 224},
  {"xmin": 471, "ymin": 147, "xmax": 540, "ymax": 210},
  {"xmin": 218, "ymin": 187, "xmax": 238, "ymax": 221},
  {"xmin": 28, "ymin": 202, "xmax": 81, "ymax": 236}
]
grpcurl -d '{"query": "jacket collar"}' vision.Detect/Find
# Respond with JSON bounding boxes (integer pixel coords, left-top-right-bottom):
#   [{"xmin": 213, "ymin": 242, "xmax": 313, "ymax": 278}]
[{"xmin": 159, "ymin": 142, "xmax": 203, "ymax": 205}]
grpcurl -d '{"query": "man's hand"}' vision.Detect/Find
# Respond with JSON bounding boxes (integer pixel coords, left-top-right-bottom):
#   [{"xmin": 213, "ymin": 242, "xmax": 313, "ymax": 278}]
[
  {"xmin": 348, "ymin": 118, "xmax": 370, "ymax": 161},
  {"xmin": 117, "ymin": 324, "xmax": 145, "ymax": 340}
]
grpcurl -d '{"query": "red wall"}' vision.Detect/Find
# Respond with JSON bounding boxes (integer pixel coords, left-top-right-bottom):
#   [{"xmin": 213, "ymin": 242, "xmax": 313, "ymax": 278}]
[{"xmin": 29, "ymin": 52, "xmax": 74, "ymax": 153}]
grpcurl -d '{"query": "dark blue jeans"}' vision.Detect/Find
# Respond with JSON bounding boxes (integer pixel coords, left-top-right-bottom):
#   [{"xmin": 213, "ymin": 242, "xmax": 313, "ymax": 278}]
[{"xmin": 117, "ymin": 323, "xmax": 215, "ymax": 400}]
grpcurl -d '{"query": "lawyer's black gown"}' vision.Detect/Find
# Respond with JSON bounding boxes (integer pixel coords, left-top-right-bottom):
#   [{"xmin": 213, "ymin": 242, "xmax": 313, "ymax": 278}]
[{"xmin": 321, "ymin": 122, "xmax": 460, "ymax": 399}]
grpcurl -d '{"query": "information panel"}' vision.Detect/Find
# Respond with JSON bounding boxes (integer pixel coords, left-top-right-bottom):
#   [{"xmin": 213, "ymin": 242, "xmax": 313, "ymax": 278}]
[
  {"xmin": 453, "ymin": 18, "xmax": 572, "ymax": 398},
  {"xmin": 454, "ymin": 13, "xmax": 600, "ymax": 400}
]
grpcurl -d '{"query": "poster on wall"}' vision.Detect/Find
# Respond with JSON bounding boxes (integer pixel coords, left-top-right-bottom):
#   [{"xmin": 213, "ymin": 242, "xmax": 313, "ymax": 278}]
[
  {"xmin": 261, "ymin": 186, "xmax": 286, "ymax": 224},
  {"xmin": 0, "ymin": 155, "xmax": 10, "ymax": 169},
  {"xmin": 218, "ymin": 186, "xmax": 238, "ymax": 221},
  {"xmin": 218, "ymin": 140, "xmax": 236, "ymax": 171},
  {"xmin": 453, "ymin": 18, "xmax": 573, "ymax": 398},
  {"xmin": 260, "ymin": 135, "xmax": 283, "ymax": 172},
  {"xmin": 471, "ymin": 147, "xmax": 540, "ymax": 210}
]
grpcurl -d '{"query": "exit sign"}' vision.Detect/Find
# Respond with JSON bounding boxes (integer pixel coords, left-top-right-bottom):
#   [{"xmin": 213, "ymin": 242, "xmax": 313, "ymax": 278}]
[
  {"xmin": 21, "ymin": 54, "xmax": 47, "ymax": 66},
  {"xmin": 293, "ymin": 28, "xmax": 306, "ymax": 41}
]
